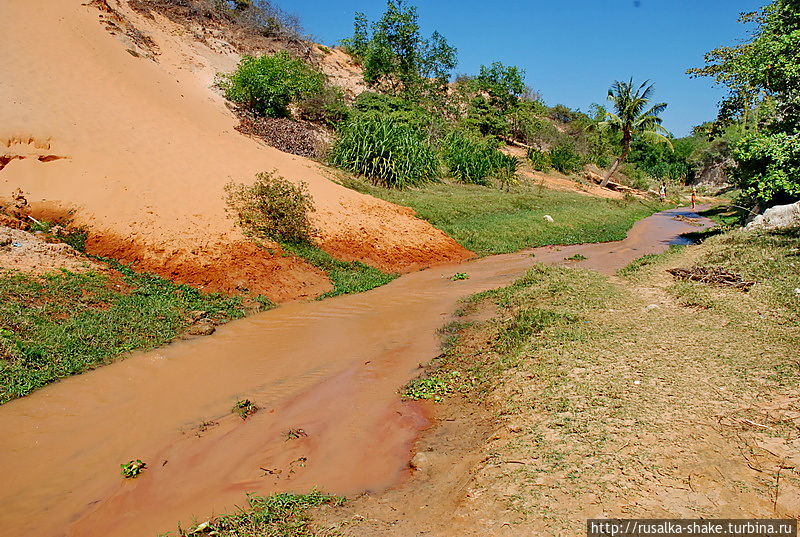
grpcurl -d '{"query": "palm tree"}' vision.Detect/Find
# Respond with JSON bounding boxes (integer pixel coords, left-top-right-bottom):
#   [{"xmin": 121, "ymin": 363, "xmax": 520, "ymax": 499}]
[{"xmin": 600, "ymin": 78, "xmax": 672, "ymax": 187}]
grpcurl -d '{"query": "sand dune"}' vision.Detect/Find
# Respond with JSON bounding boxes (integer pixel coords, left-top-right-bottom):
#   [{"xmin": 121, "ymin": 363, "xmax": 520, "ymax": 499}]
[{"xmin": 0, "ymin": 0, "xmax": 471, "ymax": 299}]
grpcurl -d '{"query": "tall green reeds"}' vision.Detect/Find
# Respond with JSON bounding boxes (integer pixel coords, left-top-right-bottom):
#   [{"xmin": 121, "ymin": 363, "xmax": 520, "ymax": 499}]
[
  {"xmin": 442, "ymin": 131, "xmax": 519, "ymax": 185},
  {"xmin": 329, "ymin": 115, "xmax": 439, "ymax": 188}
]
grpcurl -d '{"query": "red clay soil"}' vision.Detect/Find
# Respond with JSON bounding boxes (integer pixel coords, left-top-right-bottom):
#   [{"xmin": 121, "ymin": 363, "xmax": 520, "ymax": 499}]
[
  {"xmin": 85, "ymin": 233, "xmax": 332, "ymax": 300},
  {"xmin": 320, "ymin": 235, "xmax": 473, "ymax": 273}
]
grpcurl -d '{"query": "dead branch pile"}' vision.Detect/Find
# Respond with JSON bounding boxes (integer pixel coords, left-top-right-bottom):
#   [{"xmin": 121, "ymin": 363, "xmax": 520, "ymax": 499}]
[
  {"xmin": 667, "ymin": 266, "xmax": 755, "ymax": 291},
  {"xmin": 235, "ymin": 113, "xmax": 325, "ymax": 158}
]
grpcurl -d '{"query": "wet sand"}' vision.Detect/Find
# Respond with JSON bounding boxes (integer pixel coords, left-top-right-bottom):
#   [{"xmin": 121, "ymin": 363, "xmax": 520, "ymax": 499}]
[{"xmin": 0, "ymin": 207, "xmax": 711, "ymax": 537}]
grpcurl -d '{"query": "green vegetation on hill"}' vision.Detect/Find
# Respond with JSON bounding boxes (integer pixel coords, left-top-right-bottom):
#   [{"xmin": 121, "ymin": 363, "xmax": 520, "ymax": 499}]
[
  {"xmin": 0, "ymin": 265, "xmax": 253, "ymax": 404},
  {"xmin": 689, "ymin": 0, "xmax": 800, "ymax": 207},
  {"xmin": 214, "ymin": 0, "xmax": 731, "ymax": 197},
  {"xmin": 211, "ymin": 0, "xmax": 800, "ymax": 209},
  {"xmin": 341, "ymin": 179, "xmax": 662, "ymax": 255}
]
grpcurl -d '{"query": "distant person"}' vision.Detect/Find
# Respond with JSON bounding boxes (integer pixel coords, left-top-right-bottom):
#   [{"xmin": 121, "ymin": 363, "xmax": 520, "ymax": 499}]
[
  {"xmin": 691, "ymin": 188, "xmax": 697, "ymax": 210},
  {"xmin": 659, "ymin": 183, "xmax": 667, "ymax": 203}
]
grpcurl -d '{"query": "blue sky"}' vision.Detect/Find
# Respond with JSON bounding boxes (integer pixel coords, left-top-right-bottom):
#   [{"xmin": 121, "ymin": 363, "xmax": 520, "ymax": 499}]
[{"xmin": 286, "ymin": 0, "xmax": 763, "ymax": 137}]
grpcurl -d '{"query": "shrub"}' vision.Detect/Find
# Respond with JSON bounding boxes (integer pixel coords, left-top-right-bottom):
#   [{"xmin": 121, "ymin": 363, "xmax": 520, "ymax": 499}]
[
  {"xmin": 548, "ymin": 143, "xmax": 583, "ymax": 174},
  {"xmin": 217, "ymin": 52, "xmax": 325, "ymax": 118},
  {"xmin": 442, "ymin": 131, "xmax": 518, "ymax": 185},
  {"xmin": 618, "ymin": 163, "xmax": 651, "ymax": 191},
  {"xmin": 527, "ymin": 147, "xmax": 552, "ymax": 171},
  {"xmin": 352, "ymin": 92, "xmax": 436, "ymax": 131},
  {"xmin": 296, "ymin": 86, "xmax": 349, "ymax": 126},
  {"xmin": 225, "ymin": 171, "xmax": 316, "ymax": 243},
  {"xmin": 329, "ymin": 115, "xmax": 439, "ymax": 188}
]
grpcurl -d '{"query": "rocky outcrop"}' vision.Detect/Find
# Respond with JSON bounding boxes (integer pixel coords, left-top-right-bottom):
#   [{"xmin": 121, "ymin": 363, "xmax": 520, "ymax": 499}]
[
  {"xmin": 691, "ymin": 159, "xmax": 733, "ymax": 194},
  {"xmin": 746, "ymin": 200, "xmax": 800, "ymax": 230}
]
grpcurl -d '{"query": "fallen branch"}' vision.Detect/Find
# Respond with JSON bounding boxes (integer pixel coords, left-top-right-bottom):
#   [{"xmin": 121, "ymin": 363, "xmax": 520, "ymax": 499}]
[{"xmin": 667, "ymin": 266, "xmax": 755, "ymax": 291}]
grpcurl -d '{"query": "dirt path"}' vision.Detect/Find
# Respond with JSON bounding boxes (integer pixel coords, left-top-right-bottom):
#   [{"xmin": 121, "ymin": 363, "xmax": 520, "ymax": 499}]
[{"xmin": 0, "ymin": 207, "xmax": 709, "ymax": 537}]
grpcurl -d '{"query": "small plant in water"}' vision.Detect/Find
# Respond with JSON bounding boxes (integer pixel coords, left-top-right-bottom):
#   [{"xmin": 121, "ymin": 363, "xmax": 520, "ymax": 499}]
[
  {"xmin": 565, "ymin": 254, "xmax": 587, "ymax": 261},
  {"xmin": 403, "ymin": 371, "xmax": 463, "ymax": 402},
  {"xmin": 450, "ymin": 273, "xmax": 470, "ymax": 281},
  {"xmin": 284, "ymin": 428, "xmax": 308, "ymax": 440},
  {"xmin": 121, "ymin": 459, "xmax": 146, "ymax": 478},
  {"xmin": 233, "ymin": 399, "xmax": 258, "ymax": 419}
]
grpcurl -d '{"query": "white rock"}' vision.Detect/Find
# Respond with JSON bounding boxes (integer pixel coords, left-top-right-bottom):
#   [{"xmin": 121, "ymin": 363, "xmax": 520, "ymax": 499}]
[
  {"xmin": 543, "ymin": 215, "xmax": 554, "ymax": 223},
  {"xmin": 410, "ymin": 451, "xmax": 432, "ymax": 472},
  {"xmin": 747, "ymin": 201, "xmax": 800, "ymax": 230}
]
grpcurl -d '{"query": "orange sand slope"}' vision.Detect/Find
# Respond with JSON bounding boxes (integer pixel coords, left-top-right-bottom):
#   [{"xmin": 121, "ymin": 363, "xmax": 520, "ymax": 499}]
[{"xmin": 0, "ymin": 0, "xmax": 471, "ymax": 300}]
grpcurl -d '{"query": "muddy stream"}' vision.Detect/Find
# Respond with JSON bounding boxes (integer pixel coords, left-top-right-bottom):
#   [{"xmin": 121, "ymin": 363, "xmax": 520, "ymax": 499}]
[{"xmin": 0, "ymin": 208, "xmax": 710, "ymax": 537}]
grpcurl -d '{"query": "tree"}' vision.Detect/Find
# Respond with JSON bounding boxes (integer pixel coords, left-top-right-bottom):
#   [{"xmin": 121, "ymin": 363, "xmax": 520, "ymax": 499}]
[
  {"xmin": 688, "ymin": 0, "xmax": 800, "ymax": 206},
  {"xmin": 599, "ymin": 79, "xmax": 671, "ymax": 187},
  {"xmin": 340, "ymin": 1, "xmax": 456, "ymax": 97},
  {"xmin": 473, "ymin": 62, "xmax": 526, "ymax": 113},
  {"xmin": 456, "ymin": 62, "xmax": 527, "ymax": 137}
]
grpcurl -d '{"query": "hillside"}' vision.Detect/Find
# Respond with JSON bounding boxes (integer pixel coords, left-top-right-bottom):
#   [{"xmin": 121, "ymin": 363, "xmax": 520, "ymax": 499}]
[{"xmin": 0, "ymin": 0, "xmax": 470, "ymax": 300}]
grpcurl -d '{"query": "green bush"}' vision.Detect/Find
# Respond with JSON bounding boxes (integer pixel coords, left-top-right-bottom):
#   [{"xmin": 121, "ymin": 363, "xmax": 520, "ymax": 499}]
[
  {"xmin": 527, "ymin": 147, "xmax": 551, "ymax": 171},
  {"xmin": 352, "ymin": 92, "xmax": 436, "ymax": 131},
  {"xmin": 442, "ymin": 131, "xmax": 518, "ymax": 185},
  {"xmin": 296, "ymin": 86, "xmax": 349, "ymax": 126},
  {"xmin": 618, "ymin": 163, "xmax": 652, "ymax": 191},
  {"xmin": 733, "ymin": 132, "xmax": 800, "ymax": 205},
  {"xmin": 225, "ymin": 171, "xmax": 317, "ymax": 244},
  {"xmin": 217, "ymin": 52, "xmax": 325, "ymax": 117},
  {"xmin": 329, "ymin": 115, "xmax": 439, "ymax": 188},
  {"xmin": 548, "ymin": 143, "xmax": 583, "ymax": 174}
]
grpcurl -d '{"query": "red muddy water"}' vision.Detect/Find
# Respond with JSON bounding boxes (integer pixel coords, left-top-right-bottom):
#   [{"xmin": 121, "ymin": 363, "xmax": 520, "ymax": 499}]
[{"xmin": 0, "ymin": 207, "xmax": 711, "ymax": 537}]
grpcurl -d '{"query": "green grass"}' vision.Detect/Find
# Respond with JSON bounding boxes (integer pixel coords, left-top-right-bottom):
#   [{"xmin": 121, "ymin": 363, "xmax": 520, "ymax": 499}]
[
  {"xmin": 0, "ymin": 264, "xmax": 253, "ymax": 404},
  {"xmin": 281, "ymin": 242, "xmax": 398, "ymax": 299},
  {"xmin": 173, "ymin": 491, "xmax": 342, "ymax": 537},
  {"xmin": 340, "ymin": 179, "xmax": 663, "ymax": 255}
]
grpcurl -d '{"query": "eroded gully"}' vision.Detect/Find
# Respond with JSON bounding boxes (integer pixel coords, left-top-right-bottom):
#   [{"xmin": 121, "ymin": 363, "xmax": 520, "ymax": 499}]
[{"xmin": 0, "ymin": 207, "xmax": 711, "ymax": 537}]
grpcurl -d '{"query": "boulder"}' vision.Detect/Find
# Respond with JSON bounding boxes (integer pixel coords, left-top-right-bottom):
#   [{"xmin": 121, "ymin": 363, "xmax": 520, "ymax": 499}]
[{"xmin": 746, "ymin": 201, "xmax": 800, "ymax": 231}]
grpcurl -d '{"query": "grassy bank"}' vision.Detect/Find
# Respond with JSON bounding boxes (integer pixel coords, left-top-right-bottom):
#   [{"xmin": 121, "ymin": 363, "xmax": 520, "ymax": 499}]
[
  {"xmin": 0, "ymin": 264, "xmax": 257, "ymax": 403},
  {"xmin": 341, "ymin": 179, "xmax": 663, "ymax": 255},
  {"xmin": 397, "ymin": 226, "xmax": 800, "ymax": 534},
  {"xmin": 281, "ymin": 242, "xmax": 397, "ymax": 299}
]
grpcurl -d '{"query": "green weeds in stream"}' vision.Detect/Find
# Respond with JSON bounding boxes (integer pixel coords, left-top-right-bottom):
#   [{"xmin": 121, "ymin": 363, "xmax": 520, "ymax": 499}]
[{"xmin": 168, "ymin": 491, "xmax": 343, "ymax": 537}]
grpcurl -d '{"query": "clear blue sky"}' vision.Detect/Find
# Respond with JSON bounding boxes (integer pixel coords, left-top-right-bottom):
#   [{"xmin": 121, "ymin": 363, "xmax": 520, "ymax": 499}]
[{"xmin": 286, "ymin": 0, "xmax": 763, "ymax": 137}]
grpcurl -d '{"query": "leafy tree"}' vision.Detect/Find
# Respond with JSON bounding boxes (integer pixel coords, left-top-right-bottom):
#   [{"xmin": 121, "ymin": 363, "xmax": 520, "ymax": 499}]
[
  {"xmin": 341, "ymin": 1, "xmax": 457, "ymax": 97},
  {"xmin": 629, "ymin": 137, "xmax": 694, "ymax": 182},
  {"xmin": 689, "ymin": 0, "xmax": 800, "ymax": 206},
  {"xmin": 473, "ymin": 62, "xmax": 526, "ymax": 113},
  {"xmin": 599, "ymin": 79, "xmax": 671, "ymax": 186},
  {"xmin": 456, "ymin": 62, "xmax": 527, "ymax": 138}
]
